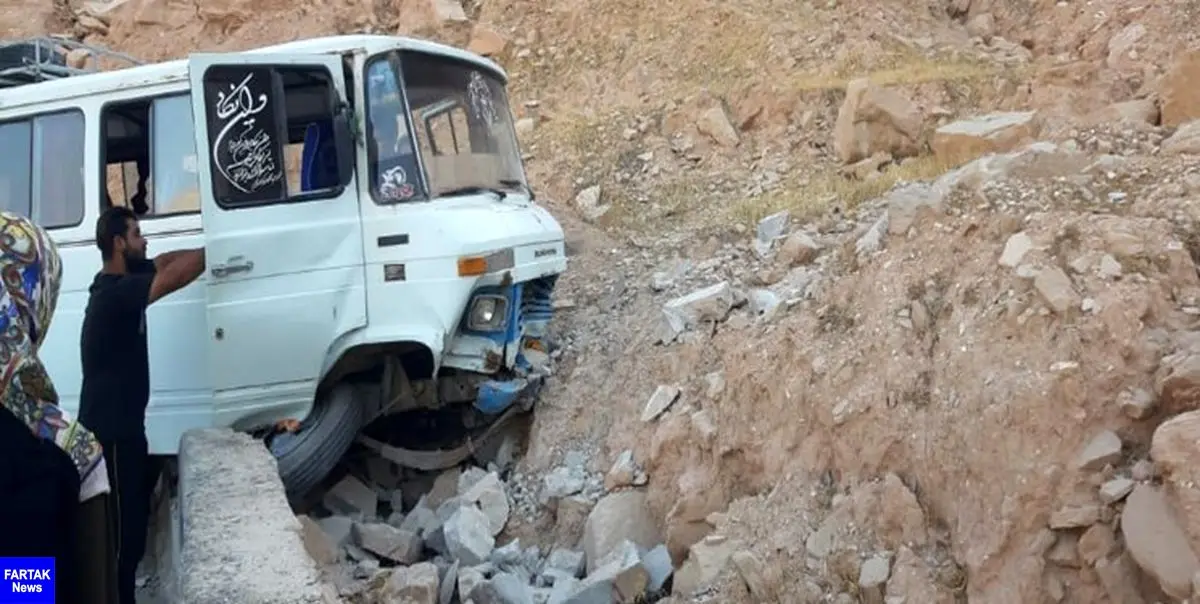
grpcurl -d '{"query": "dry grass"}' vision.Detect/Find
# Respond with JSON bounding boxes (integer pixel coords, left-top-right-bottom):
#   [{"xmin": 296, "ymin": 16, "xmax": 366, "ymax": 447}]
[
  {"xmin": 506, "ymin": 1, "xmax": 1031, "ymax": 235},
  {"xmin": 593, "ymin": 153, "xmax": 968, "ymax": 234},
  {"xmin": 676, "ymin": 25, "xmax": 1011, "ymax": 98},
  {"xmin": 785, "ymin": 51, "xmax": 1008, "ymax": 93},
  {"xmin": 727, "ymin": 154, "xmax": 965, "ymax": 225},
  {"xmin": 595, "ymin": 179, "xmax": 707, "ymax": 231},
  {"xmin": 531, "ymin": 108, "xmax": 987, "ymax": 235},
  {"xmin": 535, "ymin": 114, "xmax": 599, "ymax": 164}
]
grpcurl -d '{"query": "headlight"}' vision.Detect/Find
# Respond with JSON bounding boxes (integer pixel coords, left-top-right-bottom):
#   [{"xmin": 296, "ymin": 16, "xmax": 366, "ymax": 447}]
[{"xmin": 467, "ymin": 295, "xmax": 508, "ymax": 331}]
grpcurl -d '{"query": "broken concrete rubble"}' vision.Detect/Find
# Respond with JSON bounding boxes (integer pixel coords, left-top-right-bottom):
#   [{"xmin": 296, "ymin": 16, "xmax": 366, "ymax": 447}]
[
  {"xmin": 1076, "ymin": 430, "xmax": 1123, "ymax": 471},
  {"xmin": 469, "ymin": 571, "xmax": 534, "ymax": 603},
  {"xmin": 1033, "ymin": 266, "xmax": 1080, "ymax": 316},
  {"xmin": 384, "ymin": 561, "xmax": 440, "ymax": 603},
  {"xmin": 301, "ymin": 444, "xmax": 673, "ymax": 604},
  {"xmin": 858, "ymin": 553, "xmax": 891, "ymax": 603},
  {"xmin": 998, "ymin": 231, "xmax": 1033, "ymax": 268},
  {"xmin": 604, "ymin": 449, "xmax": 645, "ymax": 490},
  {"xmin": 730, "ymin": 549, "xmax": 778, "ymax": 601},
  {"xmin": 1048, "ymin": 504, "xmax": 1102, "ymax": 529},
  {"xmin": 1118, "ymin": 387, "xmax": 1156, "ymax": 419},
  {"xmin": 582, "ymin": 490, "xmax": 661, "ymax": 573},
  {"xmin": 673, "ymin": 534, "xmax": 736, "ymax": 596},
  {"xmin": 1098, "ymin": 478, "xmax": 1134, "ymax": 504},
  {"xmin": 776, "ymin": 230, "xmax": 820, "ymax": 267},
  {"xmin": 659, "ymin": 281, "xmax": 739, "ymax": 342},
  {"xmin": 298, "ymin": 515, "xmax": 339, "ymax": 567},
  {"xmin": 695, "ymin": 104, "xmax": 740, "ymax": 148},
  {"xmin": 444, "ymin": 504, "xmax": 496, "ymax": 565},
  {"xmin": 755, "ymin": 210, "xmax": 790, "ymax": 251},
  {"xmin": 324, "ymin": 474, "xmax": 378, "ymax": 519},
  {"xmin": 354, "ymin": 521, "xmax": 423, "ymax": 564},
  {"xmin": 577, "ymin": 540, "xmax": 650, "ymax": 602},
  {"xmin": 461, "ymin": 471, "xmax": 511, "ymax": 537},
  {"xmin": 885, "ymin": 182, "xmax": 946, "ymax": 237},
  {"xmin": 640, "ymin": 384, "xmax": 681, "ymax": 422}
]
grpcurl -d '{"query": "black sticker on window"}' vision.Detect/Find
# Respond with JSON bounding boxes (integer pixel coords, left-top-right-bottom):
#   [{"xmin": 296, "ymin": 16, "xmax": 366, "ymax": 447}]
[{"xmin": 203, "ymin": 66, "xmax": 286, "ymax": 205}]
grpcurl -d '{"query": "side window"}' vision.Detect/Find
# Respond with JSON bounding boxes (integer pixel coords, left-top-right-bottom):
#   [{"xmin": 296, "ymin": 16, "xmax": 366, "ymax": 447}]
[
  {"xmin": 0, "ymin": 111, "xmax": 84, "ymax": 229},
  {"xmin": 365, "ymin": 56, "xmax": 422, "ymax": 204},
  {"xmin": 151, "ymin": 96, "xmax": 201, "ymax": 214},
  {"xmin": 200, "ymin": 63, "xmax": 346, "ymax": 208},
  {"xmin": 0, "ymin": 122, "xmax": 32, "ymax": 217},
  {"xmin": 101, "ymin": 94, "xmax": 202, "ymax": 218}
]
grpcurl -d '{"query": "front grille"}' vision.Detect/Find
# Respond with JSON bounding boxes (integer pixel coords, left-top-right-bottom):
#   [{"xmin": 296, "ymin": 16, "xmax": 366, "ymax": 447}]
[{"xmin": 518, "ymin": 276, "xmax": 556, "ymax": 340}]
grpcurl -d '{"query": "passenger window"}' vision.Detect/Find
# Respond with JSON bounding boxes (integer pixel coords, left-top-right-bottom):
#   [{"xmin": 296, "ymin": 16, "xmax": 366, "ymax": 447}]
[
  {"xmin": 0, "ymin": 121, "xmax": 32, "ymax": 217},
  {"xmin": 151, "ymin": 96, "xmax": 201, "ymax": 214},
  {"xmin": 0, "ymin": 111, "xmax": 84, "ymax": 229},
  {"xmin": 101, "ymin": 94, "xmax": 202, "ymax": 217},
  {"xmin": 424, "ymin": 105, "xmax": 471, "ymax": 156},
  {"xmin": 34, "ymin": 113, "xmax": 86, "ymax": 228},
  {"xmin": 200, "ymin": 64, "xmax": 347, "ymax": 208}
]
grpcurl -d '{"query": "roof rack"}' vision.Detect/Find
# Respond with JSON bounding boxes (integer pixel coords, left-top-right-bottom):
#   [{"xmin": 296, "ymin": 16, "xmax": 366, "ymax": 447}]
[{"xmin": 0, "ymin": 36, "xmax": 143, "ymax": 89}]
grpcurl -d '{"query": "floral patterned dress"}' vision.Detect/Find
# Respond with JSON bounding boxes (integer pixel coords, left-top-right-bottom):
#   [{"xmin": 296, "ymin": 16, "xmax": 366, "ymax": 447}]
[{"xmin": 0, "ymin": 211, "xmax": 108, "ymax": 501}]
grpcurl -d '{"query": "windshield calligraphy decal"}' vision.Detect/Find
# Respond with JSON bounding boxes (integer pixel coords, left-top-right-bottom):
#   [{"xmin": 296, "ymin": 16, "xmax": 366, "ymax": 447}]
[
  {"xmin": 212, "ymin": 72, "xmax": 283, "ymax": 194},
  {"xmin": 467, "ymin": 71, "xmax": 497, "ymax": 125}
]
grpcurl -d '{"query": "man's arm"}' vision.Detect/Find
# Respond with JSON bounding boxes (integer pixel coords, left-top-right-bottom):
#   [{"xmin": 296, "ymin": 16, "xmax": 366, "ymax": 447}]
[
  {"xmin": 147, "ymin": 248, "xmax": 205, "ymax": 305},
  {"xmin": 152, "ymin": 248, "xmax": 203, "ymax": 272}
]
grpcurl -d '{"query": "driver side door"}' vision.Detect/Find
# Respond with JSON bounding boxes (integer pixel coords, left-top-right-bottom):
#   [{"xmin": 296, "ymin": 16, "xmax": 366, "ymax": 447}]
[{"xmin": 186, "ymin": 52, "xmax": 368, "ymax": 428}]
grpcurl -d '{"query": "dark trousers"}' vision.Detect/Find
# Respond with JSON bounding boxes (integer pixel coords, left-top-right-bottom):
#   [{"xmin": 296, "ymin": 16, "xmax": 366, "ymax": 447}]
[
  {"xmin": 0, "ymin": 408, "xmax": 81, "ymax": 602},
  {"xmin": 100, "ymin": 434, "xmax": 161, "ymax": 604},
  {"xmin": 70, "ymin": 494, "xmax": 118, "ymax": 604}
]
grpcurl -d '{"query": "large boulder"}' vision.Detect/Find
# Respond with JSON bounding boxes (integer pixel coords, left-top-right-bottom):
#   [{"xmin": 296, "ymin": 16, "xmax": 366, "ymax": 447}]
[
  {"xmin": 1160, "ymin": 50, "xmax": 1200, "ymax": 128},
  {"xmin": 930, "ymin": 111, "xmax": 1039, "ymax": 163},
  {"xmin": 1121, "ymin": 484, "xmax": 1199, "ymax": 600},
  {"xmin": 1163, "ymin": 120, "xmax": 1200, "ymax": 155},
  {"xmin": 832, "ymin": 78, "xmax": 923, "ymax": 164},
  {"xmin": 1151, "ymin": 411, "xmax": 1200, "ymax": 550}
]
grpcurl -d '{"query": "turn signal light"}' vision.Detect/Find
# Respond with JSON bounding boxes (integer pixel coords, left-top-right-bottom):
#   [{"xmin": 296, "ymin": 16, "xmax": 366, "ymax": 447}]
[{"xmin": 457, "ymin": 256, "xmax": 488, "ymax": 276}]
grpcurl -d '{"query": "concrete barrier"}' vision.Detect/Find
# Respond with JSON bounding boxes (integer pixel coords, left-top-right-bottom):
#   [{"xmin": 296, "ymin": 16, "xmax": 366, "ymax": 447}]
[{"xmin": 167, "ymin": 428, "xmax": 329, "ymax": 604}]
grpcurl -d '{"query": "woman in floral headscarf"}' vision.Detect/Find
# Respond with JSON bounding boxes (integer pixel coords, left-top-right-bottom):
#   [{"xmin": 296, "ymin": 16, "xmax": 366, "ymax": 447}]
[{"xmin": 0, "ymin": 211, "xmax": 116, "ymax": 603}]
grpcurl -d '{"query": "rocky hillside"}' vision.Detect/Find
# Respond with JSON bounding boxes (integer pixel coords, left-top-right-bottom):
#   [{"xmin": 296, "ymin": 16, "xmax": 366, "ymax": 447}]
[{"xmin": 8, "ymin": 0, "xmax": 1200, "ymax": 601}]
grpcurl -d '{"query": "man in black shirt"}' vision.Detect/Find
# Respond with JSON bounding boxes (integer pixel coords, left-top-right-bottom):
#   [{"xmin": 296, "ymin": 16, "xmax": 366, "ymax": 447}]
[{"xmin": 79, "ymin": 206, "xmax": 205, "ymax": 604}]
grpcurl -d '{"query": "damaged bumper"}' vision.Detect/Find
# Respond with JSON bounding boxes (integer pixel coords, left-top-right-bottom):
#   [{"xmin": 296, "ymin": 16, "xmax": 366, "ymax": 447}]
[{"xmin": 445, "ymin": 275, "xmax": 557, "ymax": 415}]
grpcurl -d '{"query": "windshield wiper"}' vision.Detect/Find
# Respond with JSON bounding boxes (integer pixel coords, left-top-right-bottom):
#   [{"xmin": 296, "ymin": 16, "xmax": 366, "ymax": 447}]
[
  {"xmin": 439, "ymin": 186, "xmax": 507, "ymax": 201},
  {"xmin": 499, "ymin": 178, "xmax": 535, "ymax": 200}
]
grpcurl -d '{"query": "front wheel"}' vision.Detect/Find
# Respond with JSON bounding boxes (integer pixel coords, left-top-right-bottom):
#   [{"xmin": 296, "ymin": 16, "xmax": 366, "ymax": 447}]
[{"xmin": 269, "ymin": 383, "xmax": 365, "ymax": 501}]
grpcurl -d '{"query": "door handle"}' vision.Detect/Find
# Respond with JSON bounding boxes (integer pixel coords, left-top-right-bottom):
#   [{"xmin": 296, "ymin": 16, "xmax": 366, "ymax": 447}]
[{"xmin": 211, "ymin": 257, "xmax": 254, "ymax": 278}]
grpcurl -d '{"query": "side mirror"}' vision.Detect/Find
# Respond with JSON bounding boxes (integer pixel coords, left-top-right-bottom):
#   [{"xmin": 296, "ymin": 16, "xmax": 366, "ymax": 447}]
[{"xmin": 332, "ymin": 104, "xmax": 356, "ymax": 187}]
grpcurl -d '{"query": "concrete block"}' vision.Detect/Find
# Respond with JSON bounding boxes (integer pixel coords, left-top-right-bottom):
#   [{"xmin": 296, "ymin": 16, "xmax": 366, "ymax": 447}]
[{"xmin": 178, "ymin": 428, "xmax": 325, "ymax": 604}]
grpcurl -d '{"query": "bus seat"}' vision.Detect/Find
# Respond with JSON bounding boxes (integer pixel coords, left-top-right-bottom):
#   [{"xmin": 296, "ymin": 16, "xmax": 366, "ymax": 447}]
[{"xmin": 300, "ymin": 121, "xmax": 339, "ymax": 192}]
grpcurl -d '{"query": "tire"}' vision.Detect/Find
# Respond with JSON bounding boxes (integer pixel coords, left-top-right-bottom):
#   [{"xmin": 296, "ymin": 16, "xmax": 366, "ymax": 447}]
[{"xmin": 269, "ymin": 383, "xmax": 365, "ymax": 501}]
